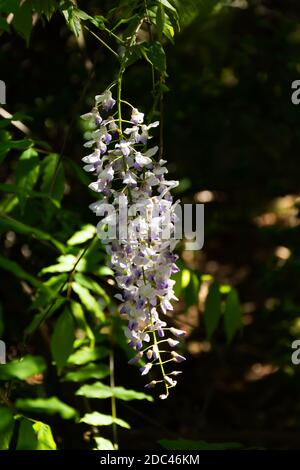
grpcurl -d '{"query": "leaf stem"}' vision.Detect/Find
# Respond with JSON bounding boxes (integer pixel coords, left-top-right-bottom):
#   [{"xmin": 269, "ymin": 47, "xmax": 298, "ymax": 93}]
[{"xmin": 84, "ymin": 26, "xmax": 119, "ymax": 58}]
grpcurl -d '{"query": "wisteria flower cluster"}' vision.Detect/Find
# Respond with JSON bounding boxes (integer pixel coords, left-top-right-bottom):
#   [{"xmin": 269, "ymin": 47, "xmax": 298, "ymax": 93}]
[{"xmin": 81, "ymin": 89, "xmax": 186, "ymax": 399}]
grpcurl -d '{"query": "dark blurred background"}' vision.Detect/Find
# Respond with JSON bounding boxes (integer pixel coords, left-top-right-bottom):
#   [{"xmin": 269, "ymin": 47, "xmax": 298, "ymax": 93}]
[{"xmin": 1, "ymin": 0, "xmax": 300, "ymax": 449}]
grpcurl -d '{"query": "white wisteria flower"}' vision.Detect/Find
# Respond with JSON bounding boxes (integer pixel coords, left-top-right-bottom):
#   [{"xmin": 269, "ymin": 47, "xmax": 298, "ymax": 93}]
[{"xmin": 81, "ymin": 90, "xmax": 186, "ymax": 399}]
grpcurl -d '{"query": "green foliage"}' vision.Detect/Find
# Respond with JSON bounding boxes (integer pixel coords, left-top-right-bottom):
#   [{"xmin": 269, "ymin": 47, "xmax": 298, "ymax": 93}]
[
  {"xmin": 224, "ymin": 288, "xmax": 242, "ymax": 343},
  {"xmin": 12, "ymin": 1, "xmax": 33, "ymax": 44},
  {"xmin": 67, "ymin": 225, "xmax": 96, "ymax": 246},
  {"xmin": 72, "ymin": 282, "xmax": 105, "ymax": 322},
  {"xmin": 94, "ymin": 436, "xmax": 115, "ymax": 450},
  {"xmin": 51, "ymin": 308, "xmax": 75, "ymax": 370},
  {"xmin": 63, "ymin": 363, "xmax": 110, "ymax": 382},
  {"xmin": 16, "ymin": 418, "xmax": 57, "ymax": 450},
  {"xmin": 16, "ymin": 149, "xmax": 39, "ymax": 212},
  {"xmin": 203, "ymin": 281, "xmax": 222, "ymax": 339},
  {"xmin": 76, "ymin": 382, "xmax": 154, "ymax": 402},
  {"xmin": 67, "ymin": 346, "xmax": 110, "ymax": 366},
  {"xmin": 80, "ymin": 412, "xmax": 130, "ymax": 429},
  {"xmin": 142, "ymin": 42, "xmax": 167, "ymax": 74},
  {"xmin": 0, "ymin": 0, "xmax": 244, "ymax": 451},
  {"xmin": 16, "ymin": 397, "xmax": 78, "ymax": 420},
  {"xmin": 0, "ymin": 355, "xmax": 46, "ymax": 380},
  {"xmin": 0, "ymin": 407, "xmax": 14, "ymax": 450}
]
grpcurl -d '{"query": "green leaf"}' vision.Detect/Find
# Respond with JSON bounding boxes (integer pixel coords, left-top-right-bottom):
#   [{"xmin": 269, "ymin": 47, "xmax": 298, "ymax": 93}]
[
  {"xmin": 159, "ymin": 438, "xmax": 242, "ymax": 450},
  {"xmin": 203, "ymin": 281, "xmax": 222, "ymax": 339},
  {"xmin": 0, "ymin": 183, "xmax": 61, "ymax": 207},
  {"xmin": 40, "ymin": 153, "xmax": 64, "ymax": 197},
  {"xmin": 0, "ymin": 407, "xmax": 14, "ymax": 450},
  {"xmin": 74, "ymin": 273, "xmax": 109, "ymax": 303},
  {"xmin": 72, "ymin": 282, "xmax": 105, "ymax": 322},
  {"xmin": 0, "ymin": 254, "xmax": 43, "ymax": 290},
  {"xmin": 112, "ymin": 386, "xmax": 154, "ymax": 402},
  {"xmin": 16, "ymin": 397, "xmax": 77, "ymax": 420},
  {"xmin": 184, "ymin": 272, "xmax": 200, "ymax": 308},
  {"xmin": 17, "ymin": 418, "xmax": 57, "ymax": 450},
  {"xmin": 29, "ymin": 273, "xmax": 67, "ymax": 311},
  {"xmin": 0, "ymin": 355, "xmax": 46, "ymax": 380},
  {"xmin": 51, "ymin": 309, "xmax": 75, "ymax": 370},
  {"xmin": 0, "ymin": 136, "xmax": 32, "ymax": 164},
  {"xmin": 67, "ymin": 224, "xmax": 96, "ymax": 246},
  {"xmin": 76, "ymin": 382, "xmax": 112, "ymax": 399},
  {"xmin": 70, "ymin": 300, "xmax": 95, "ymax": 344},
  {"xmin": 0, "ymin": 17, "xmax": 9, "ymax": 32},
  {"xmin": 76, "ymin": 382, "xmax": 153, "ymax": 402},
  {"xmin": 40, "ymin": 254, "xmax": 79, "ymax": 274},
  {"xmin": 0, "ymin": 215, "xmax": 65, "ymax": 253},
  {"xmin": 157, "ymin": 0, "xmax": 176, "ymax": 13},
  {"xmin": 97, "ymin": 266, "xmax": 114, "ymax": 276},
  {"xmin": 94, "ymin": 436, "xmax": 114, "ymax": 450},
  {"xmin": 156, "ymin": 4, "xmax": 165, "ymax": 40},
  {"xmin": 89, "ymin": 15, "xmax": 106, "ymax": 29},
  {"xmin": 16, "ymin": 419, "xmax": 37, "ymax": 450},
  {"xmin": 63, "ymin": 363, "xmax": 109, "ymax": 382},
  {"xmin": 67, "ymin": 346, "xmax": 110, "ymax": 366},
  {"xmin": 62, "ymin": 6, "xmax": 91, "ymax": 37},
  {"xmin": 32, "ymin": 0, "xmax": 57, "ymax": 20},
  {"xmin": 0, "ymin": 0, "xmax": 20, "ymax": 13},
  {"xmin": 40, "ymin": 153, "xmax": 64, "ymax": 221},
  {"xmin": 80, "ymin": 412, "xmax": 130, "ymax": 429},
  {"xmin": 143, "ymin": 42, "xmax": 166, "ymax": 74},
  {"xmin": 123, "ymin": 45, "xmax": 142, "ymax": 68},
  {"xmin": 12, "ymin": 1, "xmax": 33, "ymax": 44},
  {"xmin": 181, "ymin": 269, "xmax": 191, "ymax": 288},
  {"xmin": 224, "ymin": 288, "xmax": 242, "ymax": 343},
  {"xmin": 15, "ymin": 148, "xmax": 39, "ymax": 213},
  {"xmin": 25, "ymin": 275, "xmax": 67, "ymax": 337}
]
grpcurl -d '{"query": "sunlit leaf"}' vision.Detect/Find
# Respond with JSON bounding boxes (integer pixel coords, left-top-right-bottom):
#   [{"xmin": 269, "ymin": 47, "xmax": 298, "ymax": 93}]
[
  {"xmin": 16, "ymin": 397, "xmax": 78, "ymax": 420},
  {"xmin": 16, "ymin": 418, "xmax": 56, "ymax": 450},
  {"xmin": 72, "ymin": 282, "xmax": 105, "ymax": 322},
  {"xmin": 70, "ymin": 300, "xmax": 95, "ymax": 343},
  {"xmin": 74, "ymin": 273, "xmax": 109, "ymax": 303},
  {"xmin": 76, "ymin": 382, "xmax": 153, "ymax": 402},
  {"xmin": 0, "ymin": 355, "xmax": 46, "ymax": 380},
  {"xmin": 40, "ymin": 255, "xmax": 79, "ymax": 274},
  {"xmin": 80, "ymin": 412, "xmax": 130, "ymax": 429},
  {"xmin": 67, "ymin": 224, "xmax": 96, "ymax": 246},
  {"xmin": 157, "ymin": 0, "xmax": 176, "ymax": 13},
  {"xmin": 63, "ymin": 363, "xmax": 109, "ymax": 382},
  {"xmin": 67, "ymin": 346, "xmax": 109, "ymax": 366},
  {"xmin": 94, "ymin": 436, "xmax": 114, "ymax": 450}
]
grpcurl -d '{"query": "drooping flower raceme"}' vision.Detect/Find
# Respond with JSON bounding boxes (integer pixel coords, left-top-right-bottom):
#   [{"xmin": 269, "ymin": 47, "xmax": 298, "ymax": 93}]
[{"xmin": 81, "ymin": 89, "xmax": 186, "ymax": 399}]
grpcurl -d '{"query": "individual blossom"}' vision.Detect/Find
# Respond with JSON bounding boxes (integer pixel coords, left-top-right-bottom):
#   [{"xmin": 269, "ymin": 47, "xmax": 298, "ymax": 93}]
[{"xmin": 81, "ymin": 89, "xmax": 186, "ymax": 399}]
